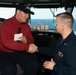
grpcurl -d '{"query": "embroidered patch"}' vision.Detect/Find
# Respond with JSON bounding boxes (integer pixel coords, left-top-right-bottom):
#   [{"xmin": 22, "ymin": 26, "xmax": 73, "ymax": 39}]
[{"xmin": 57, "ymin": 51, "xmax": 63, "ymax": 57}]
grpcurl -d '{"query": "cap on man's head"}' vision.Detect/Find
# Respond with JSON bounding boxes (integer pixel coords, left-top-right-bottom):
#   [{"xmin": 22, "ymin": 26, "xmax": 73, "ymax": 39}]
[{"xmin": 16, "ymin": 4, "xmax": 34, "ymax": 15}]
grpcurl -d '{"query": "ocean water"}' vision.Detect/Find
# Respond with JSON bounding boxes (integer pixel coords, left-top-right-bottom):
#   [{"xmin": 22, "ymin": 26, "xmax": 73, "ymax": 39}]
[{"xmin": 31, "ymin": 19, "xmax": 76, "ymax": 31}]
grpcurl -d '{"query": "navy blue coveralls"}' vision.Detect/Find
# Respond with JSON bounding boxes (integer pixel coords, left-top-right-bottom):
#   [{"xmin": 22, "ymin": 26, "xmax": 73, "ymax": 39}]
[{"xmin": 38, "ymin": 31, "xmax": 76, "ymax": 75}]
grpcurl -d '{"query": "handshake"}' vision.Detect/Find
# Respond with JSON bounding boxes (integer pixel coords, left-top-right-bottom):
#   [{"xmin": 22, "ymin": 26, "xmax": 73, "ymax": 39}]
[
  {"xmin": 18, "ymin": 36, "xmax": 38, "ymax": 53},
  {"xmin": 28, "ymin": 44, "xmax": 38, "ymax": 53}
]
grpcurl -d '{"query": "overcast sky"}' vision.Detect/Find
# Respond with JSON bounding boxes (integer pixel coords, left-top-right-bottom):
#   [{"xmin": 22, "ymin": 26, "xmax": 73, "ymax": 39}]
[
  {"xmin": 0, "ymin": 7, "xmax": 15, "ymax": 19},
  {"xmin": 31, "ymin": 7, "xmax": 65, "ymax": 19},
  {"xmin": 0, "ymin": 7, "xmax": 76, "ymax": 19}
]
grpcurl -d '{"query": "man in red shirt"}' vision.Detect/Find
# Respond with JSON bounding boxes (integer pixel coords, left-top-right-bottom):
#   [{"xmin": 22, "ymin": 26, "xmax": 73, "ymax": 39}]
[{"xmin": 0, "ymin": 4, "xmax": 39, "ymax": 75}]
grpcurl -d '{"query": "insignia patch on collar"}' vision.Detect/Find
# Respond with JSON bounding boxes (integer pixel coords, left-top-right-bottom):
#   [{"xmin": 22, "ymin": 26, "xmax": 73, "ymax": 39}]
[{"xmin": 57, "ymin": 51, "xmax": 63, "ymax": 57}]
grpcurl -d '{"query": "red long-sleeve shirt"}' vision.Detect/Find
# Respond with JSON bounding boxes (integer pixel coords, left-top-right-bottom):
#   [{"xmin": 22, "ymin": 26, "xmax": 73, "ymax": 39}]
[{"xmin": 0, "ymin": 16, "xmax": 34, "ymax": 52}]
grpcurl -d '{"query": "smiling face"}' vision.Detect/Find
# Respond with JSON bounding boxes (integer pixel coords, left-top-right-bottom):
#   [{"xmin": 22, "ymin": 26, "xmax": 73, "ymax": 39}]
[{"xmin": 15, "ymin": 10, "xmax": 29, "ymax": 23}]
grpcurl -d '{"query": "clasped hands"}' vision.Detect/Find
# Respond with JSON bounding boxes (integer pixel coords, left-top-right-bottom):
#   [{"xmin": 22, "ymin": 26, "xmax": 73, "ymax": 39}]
[{"xmin": 19, "ymin": 36, "xmax": 38, "ymax": 53}]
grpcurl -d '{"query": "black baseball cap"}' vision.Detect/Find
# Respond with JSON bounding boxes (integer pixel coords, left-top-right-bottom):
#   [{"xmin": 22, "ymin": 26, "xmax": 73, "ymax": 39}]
[{"xmin": 16, "ymin": 4, "xmax": 34, "ymax": 15}]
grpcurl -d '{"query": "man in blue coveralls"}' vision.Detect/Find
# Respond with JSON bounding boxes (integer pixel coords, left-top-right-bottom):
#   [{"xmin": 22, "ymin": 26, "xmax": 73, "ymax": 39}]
[{"xmin": 37, "ymin": 12, "xmax": 76, "ymax": 75}]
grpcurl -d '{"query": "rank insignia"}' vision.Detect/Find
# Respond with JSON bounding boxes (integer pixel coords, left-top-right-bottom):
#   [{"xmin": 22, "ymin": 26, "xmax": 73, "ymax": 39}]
[{"xmin": 57, "ymin": 51, "xmax": 63, "ymax": 57}]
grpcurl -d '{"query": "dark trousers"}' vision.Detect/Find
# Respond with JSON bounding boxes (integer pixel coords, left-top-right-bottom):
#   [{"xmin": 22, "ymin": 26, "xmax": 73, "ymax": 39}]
[{"xmin": 0, "ymin": 51, "xmax": 39, "ymax": 75}]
